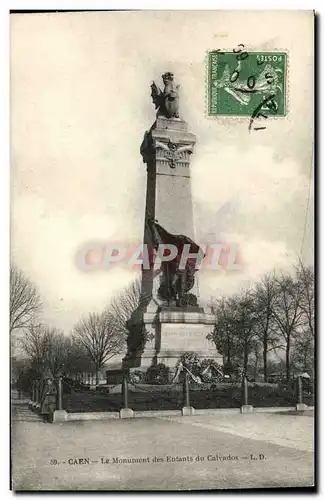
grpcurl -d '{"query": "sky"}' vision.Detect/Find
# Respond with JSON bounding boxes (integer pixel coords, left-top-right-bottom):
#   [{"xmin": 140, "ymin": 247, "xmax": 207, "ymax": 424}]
[{"xmin": 10, "ymin": 10, "xmax": 314, "ymax": 334}]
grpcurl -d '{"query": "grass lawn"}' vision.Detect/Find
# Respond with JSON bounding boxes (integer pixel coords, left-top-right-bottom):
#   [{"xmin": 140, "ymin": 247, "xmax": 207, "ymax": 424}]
[{"xmin": 63, "ymin": 384, "xmax": 315, "ymax": 413}]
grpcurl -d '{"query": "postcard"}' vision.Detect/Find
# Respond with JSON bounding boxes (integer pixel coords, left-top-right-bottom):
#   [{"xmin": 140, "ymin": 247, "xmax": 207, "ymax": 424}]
[{"xmin": 10, "ymin": 10, "xmax": 314, "ymax": 491}]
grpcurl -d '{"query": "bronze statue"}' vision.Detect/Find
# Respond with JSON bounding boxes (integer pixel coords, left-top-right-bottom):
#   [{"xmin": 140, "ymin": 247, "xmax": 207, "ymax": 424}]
[
  {"xmin": 151, "ymin": 72, "xmax": 180, "ymax": 119},
  {"xmin": 147, "ymin": 218, "xmax": 202, "ymax": 307}
]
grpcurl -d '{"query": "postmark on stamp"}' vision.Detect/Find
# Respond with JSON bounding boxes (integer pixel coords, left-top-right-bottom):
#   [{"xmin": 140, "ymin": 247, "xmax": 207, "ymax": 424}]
[{"xmin": 207, "ymin": 47, "xmax": 287, "ymax": 123}]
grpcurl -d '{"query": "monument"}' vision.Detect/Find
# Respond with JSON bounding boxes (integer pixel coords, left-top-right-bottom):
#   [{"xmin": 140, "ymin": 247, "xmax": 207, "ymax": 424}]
[{"xmin": 123, "ymin": 72, "xmax": 222, "ymax": 374}]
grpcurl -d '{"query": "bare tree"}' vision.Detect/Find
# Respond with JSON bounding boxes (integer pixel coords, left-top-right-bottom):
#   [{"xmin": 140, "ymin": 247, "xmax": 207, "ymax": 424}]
[
  {"xmin": 108, "ymin": 278, "xmax": 142, "ymax": 338},
  {"xmin": 19, "ymin": 323, "xmax": 50, "ymax": 376},
  {"xmin": 272, "ymin": 273, "xmax": 304, "ymax": 381},
  {"xmin": 295, "ymin": 259, "xmax": 314, "ymax": 338},
  {"xmin": 108, "ymin": 277, "xmax": 153, "ymax": 358},
  {"xmin": 230, "ymin": 289, "xmax": 258, "ymax": 378},
  {"xmin": 10, "ymin": 265, "xmax": 42, "ymax": 334},
  {"xmin": 210, "ymin": 296, "xmax": 243, "ymax": 376},
  {"xmin": 65, "ymin": 341, "xmax": 94, "ymax": 381},
  {"xmin": 290, "ymin": 329, "xmax": 314, "ymax": 377},
  {"xmin": 253, "ymin": 273, "xmax": 282, "ymax": 382},
  {"xmin": 20, "ymin": 323, "xmax": 69, "ymax": 378},
  {"xmin": 73, "ymin": 311, "xmax": 125, "ymax": 385},
  {"xmin": 43, "ymin": 329, "xmax": 71, "ymax": 378},
  {"xmin": 210, "ymin": 289, "xmax": 258, "ymax": 380}
]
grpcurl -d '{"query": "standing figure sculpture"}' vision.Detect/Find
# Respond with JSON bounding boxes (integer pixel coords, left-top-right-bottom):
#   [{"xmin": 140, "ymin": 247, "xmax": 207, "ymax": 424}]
[{"xmin": 151, "ymin": 72, "xmax": 180, "ymax": 119}]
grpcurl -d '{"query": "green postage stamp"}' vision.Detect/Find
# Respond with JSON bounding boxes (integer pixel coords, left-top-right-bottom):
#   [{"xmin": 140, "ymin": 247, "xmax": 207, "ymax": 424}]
[{"xmin": 207, "ymin": 48, "xmax": 287, "ymax": 118}]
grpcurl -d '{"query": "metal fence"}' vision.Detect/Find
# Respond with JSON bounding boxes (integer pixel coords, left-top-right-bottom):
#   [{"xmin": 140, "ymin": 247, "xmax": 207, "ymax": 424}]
[{"xmin": 27, "ymin": 373, "xmax": 314, "ymax": 422}]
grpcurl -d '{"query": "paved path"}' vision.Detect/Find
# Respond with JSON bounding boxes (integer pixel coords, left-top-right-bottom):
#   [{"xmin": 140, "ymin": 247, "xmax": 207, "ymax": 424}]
[
  {"xmin": 11, "ymin": 403, "xmax": 314, "ymax": 491},
  {"xmin": 12, "ymin": 402, "xmax": 44, "ymax": 423},
  {"xmin": 158, "ymin": 411, "xmax": 314, "ymax": 452}
]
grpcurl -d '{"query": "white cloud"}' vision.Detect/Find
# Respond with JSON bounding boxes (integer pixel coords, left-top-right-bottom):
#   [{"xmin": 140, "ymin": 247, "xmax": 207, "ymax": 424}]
[
  {"xmin": 193, "ymin": 144, "xmax": 304, "ymax": 214},
  {"xmin": 199, "ymin": 235, "xmax": 296, "ymax": 301}
]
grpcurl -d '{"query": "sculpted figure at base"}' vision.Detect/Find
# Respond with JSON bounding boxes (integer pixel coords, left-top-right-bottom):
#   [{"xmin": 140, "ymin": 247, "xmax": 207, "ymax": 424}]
[{"xmin": 148, "ymin": 218, "xmax": 203, "ymax": 308}]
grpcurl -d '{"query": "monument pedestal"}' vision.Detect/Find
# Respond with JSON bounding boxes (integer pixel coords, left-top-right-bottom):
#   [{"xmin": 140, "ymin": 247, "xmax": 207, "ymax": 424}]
[{"xmin": 136, "ymin": 308, "xmax": 221, "ymax": 373}]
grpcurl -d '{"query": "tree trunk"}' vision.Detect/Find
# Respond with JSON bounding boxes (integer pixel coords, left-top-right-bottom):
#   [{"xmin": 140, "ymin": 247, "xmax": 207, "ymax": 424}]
[
  {"xmin": 286, "ymin": 335, "xmax": 291, "ymax": 381},
  {"xmin": 95, "ymin": 368, "xmax": 99, "ymax": 386},
  {"xmin": 227, "ymin": 334, "xmax": 231, "ymax": 369},
  {"xmin": 243, "ymin": 339, "xmax": 249, "ymax": 376},
  {"xmin": 253, "ymin": 351, "xmax": 259, "ymax": 381},
  {"xmin": 263, "ymin": 338, "xmax": 268, "ymax": 382}
]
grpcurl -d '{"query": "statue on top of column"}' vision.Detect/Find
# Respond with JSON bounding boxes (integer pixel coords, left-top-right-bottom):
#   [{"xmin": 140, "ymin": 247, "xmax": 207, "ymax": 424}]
[{"xmin": 151, "ymin": 72, "xmax": 180, "ymax": 119}]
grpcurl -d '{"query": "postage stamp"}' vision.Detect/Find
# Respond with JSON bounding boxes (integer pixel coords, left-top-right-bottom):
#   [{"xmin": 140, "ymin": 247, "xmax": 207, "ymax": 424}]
[{"xmin": 207, "ymin": 49, "xmax": 288, "ymax": 118}]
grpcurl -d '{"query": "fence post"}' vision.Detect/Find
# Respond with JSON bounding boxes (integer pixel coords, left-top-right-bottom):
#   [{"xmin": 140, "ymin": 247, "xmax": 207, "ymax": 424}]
[
  {"xmin": 35, "ymin": 380, "xmax": 39, "ymax": 406},
  {"xmin": 185, "ymin": 371, "xmax": 190, "ymax": 407},
  {"xmin": 296, "ymin": 375, "xmax": 307, "ymax": 411},
  {"xmin": 30, "ymin": 380, "xmax": 35, "ymax": 408},
  {"xmin": 243, "ymin": 376, "xmax": 248, "ymax": 406},
  {"xmin": 297, "ymin": 375, "xmax": 303, "ymax": 405},
  {"xmin": 181, "ymin": 369, "xmax": 195, "ymax": 416},
  {"xmin": 52, "ymin": 376, "xmax": 68, "ymax": 423},
  {"xmin": 123, "ymin": 376, "xmax": 128, "ymax": 409},
  {"xmin": 240, "ymin": 375, "xmax": 253, "ymax": 414},
  {"xmin": 57, "ymin": 377, "xmax": 63, "ymax": 411},
  {"xmin": 119, "ymin": 371, "xmax": 133, "ymax": 419}
]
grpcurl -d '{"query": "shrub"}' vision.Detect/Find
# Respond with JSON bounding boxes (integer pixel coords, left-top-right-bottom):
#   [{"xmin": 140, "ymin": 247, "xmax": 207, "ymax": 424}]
[
  {"xmin": 145, "ymin": 364, "xmax": 170, "ymax": 385},
  {"xmin": 129, "ymin": 370, "xmax": 146, "ymax": 385}
]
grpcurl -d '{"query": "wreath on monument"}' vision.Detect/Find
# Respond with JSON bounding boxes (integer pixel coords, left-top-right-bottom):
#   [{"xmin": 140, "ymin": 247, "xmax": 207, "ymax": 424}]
[{"xmin": 173, "ymin": 352, "xmax": 224, "ymax": 384}]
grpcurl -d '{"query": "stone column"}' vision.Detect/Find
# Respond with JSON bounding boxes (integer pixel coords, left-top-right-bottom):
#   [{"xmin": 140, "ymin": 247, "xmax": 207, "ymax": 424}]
[{"xmin": 123, "ymin": 75, "xmax": 222, "ymax": 373}]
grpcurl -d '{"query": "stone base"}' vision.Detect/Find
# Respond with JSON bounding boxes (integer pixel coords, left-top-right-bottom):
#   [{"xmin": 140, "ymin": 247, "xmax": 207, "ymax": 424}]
[
  {"xmin": 136, "ymin": 309, "xmax": 222, "ymax": 372},
  {"xmin": 119, "ymin": 408, "xmax": 134, "ymax": 419},
  {"xmin": 155, "ymin": 116, "xmax": 189, "ymax": 132},
  {"xmin": 240, "ymin": 405, "xmax": 254, "ymax": 414},
  {"xmin": 52, "ymin": 410, "xmax": 68, "ymax": 423},
  {"xmin": 182, "ymin": 406, "xmax": 195, "ymax": 416},
  {"xmin": 296, "ymin": 403, "xmax": 308, "ymax": 411}
]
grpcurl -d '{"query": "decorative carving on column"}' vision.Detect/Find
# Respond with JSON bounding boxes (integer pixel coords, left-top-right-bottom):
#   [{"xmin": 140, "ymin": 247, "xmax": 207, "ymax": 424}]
[{"xmin": 155, "ymin": 140, "xmax": 193, "ymax": 168}]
